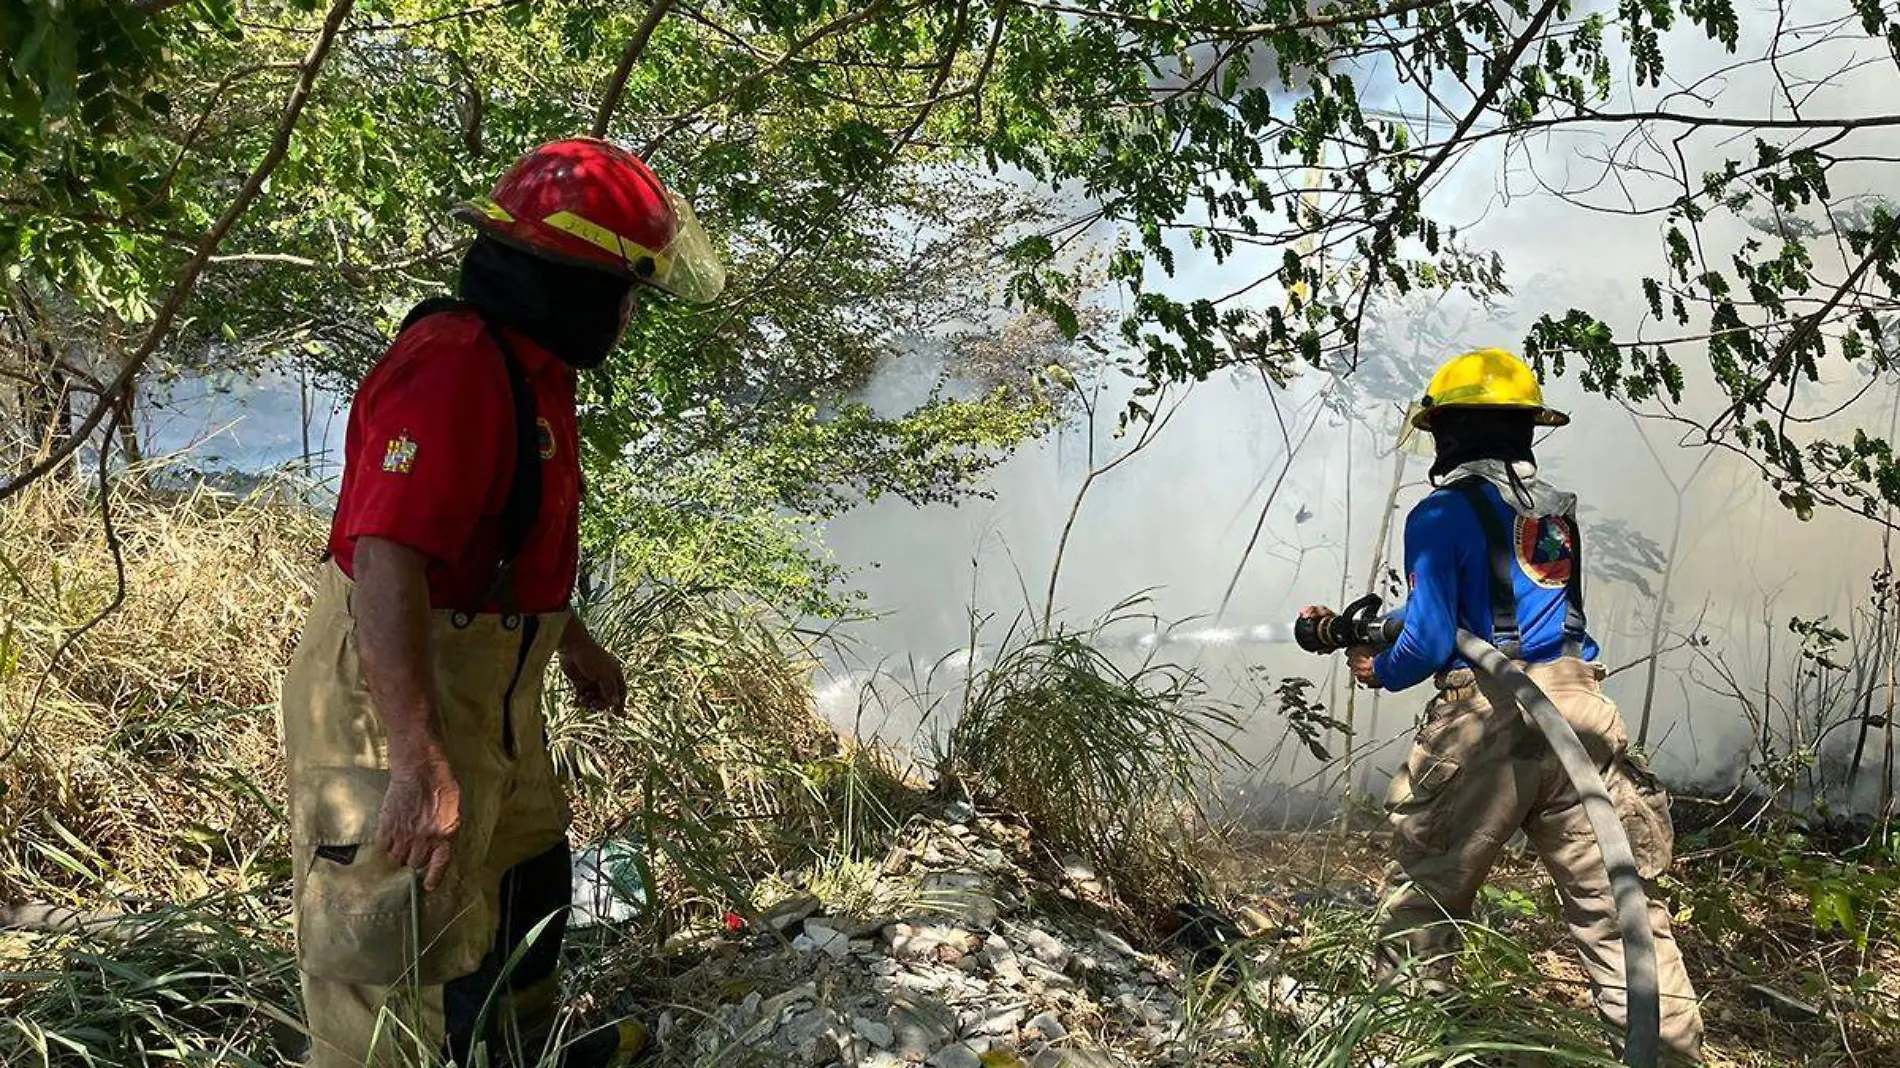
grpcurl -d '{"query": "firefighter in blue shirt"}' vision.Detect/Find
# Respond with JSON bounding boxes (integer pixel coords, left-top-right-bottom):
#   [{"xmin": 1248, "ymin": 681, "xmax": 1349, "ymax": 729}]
[{"xmin": 1302, "ymin": 349, "xmax": 1706, "ymax": 1063}]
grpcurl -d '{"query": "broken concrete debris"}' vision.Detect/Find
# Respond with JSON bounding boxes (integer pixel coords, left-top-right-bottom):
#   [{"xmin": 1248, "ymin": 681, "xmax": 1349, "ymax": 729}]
[{"xmin": 661, "ymin": 808, "xmax": 1286, "ymax": 1067}]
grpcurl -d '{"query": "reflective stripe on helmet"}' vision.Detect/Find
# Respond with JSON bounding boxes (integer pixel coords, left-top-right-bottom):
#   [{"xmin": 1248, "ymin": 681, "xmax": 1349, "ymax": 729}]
[
  {"xmin": 465, "ymin": 196, "xmax": 516, "ymax": 223},
  {"xmin": 540, "ymin": 210, "xmax": 664, "ymax": 271}
]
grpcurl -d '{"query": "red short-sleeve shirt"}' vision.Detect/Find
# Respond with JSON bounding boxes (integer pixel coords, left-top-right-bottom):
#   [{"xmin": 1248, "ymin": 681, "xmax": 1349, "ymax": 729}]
[{"xmin": 327, "ymin": 310, "xmax": 582, "ymax": 614}]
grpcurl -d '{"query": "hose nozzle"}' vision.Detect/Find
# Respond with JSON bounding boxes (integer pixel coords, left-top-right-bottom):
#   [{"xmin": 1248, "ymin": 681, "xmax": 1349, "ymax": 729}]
[{"xmin": 1293, "ymin": 593, "xmax": 1402, "ymax": 654}]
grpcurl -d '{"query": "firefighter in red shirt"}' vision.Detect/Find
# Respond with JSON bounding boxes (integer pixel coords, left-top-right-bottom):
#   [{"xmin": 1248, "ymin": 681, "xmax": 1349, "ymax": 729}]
[{"xmin": 277, "ymin": 138, "xmax": 724, "ymax": 1068}]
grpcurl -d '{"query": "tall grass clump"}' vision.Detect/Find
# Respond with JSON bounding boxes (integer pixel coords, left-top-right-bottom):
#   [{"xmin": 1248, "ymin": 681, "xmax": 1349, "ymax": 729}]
[
  {"xmin": 1176, "ymin": 905, "xmax": 1616, "ymax": 1068},
  {"xmin": 547, "ymin": 582, "xmax": 921, "ymax": 939},
  {"xmin": 0, "ymin": 892, "xmax": 300, "ymax": 1068},
  {"xmin": 0, "ymin": 474, "xmax": 321, "ymax": 906},
  {"xmin": 935, "ymin": 613, "xmax": 1241, "ymax": 922}
]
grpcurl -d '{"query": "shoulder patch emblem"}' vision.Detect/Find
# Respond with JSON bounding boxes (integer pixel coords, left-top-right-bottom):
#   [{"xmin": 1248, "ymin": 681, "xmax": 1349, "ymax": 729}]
[
  {"xmin": 1514, "ymin": 514, "xmax": 1575, "ymax": 589},
  {"xmin": 382, "ymin": 432, "xmax": 418, "ymax": 475},
  {"xmin": 536, "ymin": 416, "xmax": 556, "ymax": 461}
]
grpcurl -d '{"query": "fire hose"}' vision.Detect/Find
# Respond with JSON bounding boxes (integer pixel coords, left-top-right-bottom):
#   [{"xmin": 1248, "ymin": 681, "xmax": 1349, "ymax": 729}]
[{"xmin": 1296, "ymin": 596, "xmax": 1661, "ymax": 1068}]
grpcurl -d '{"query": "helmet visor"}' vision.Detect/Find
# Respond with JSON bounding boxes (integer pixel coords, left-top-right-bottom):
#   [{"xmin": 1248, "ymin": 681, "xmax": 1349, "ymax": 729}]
[
  {"xmin": 650, "ymin": 189, "xmax": 726, "ymax": 304},
  {"xmin": 1396, "ymin": 401, "xmax": 1437, "ymax": 456}
]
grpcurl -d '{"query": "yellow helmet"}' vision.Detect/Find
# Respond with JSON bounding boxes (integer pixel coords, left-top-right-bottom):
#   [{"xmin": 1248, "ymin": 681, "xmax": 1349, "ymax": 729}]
[{"xmin": 1411, "ymin": 348, "xmax": 1569, "ymax": 431}]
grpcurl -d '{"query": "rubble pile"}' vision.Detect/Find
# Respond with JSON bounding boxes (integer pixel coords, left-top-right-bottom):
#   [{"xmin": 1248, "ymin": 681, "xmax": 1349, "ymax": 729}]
[{"xmin": 644, "ymin": 805, "xmax": 1298, "ymax": 1067}]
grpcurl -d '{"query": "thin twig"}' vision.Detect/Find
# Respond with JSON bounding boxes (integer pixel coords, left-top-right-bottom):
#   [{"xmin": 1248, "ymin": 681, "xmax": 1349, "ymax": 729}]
[
  {"xmin": 0, "ymin": 408, "xmax": 127, "ymax": 764},
  {"xmin": 1605, "ymin": 635, "xmax": 1703, "ymax": 681},
  {"xmin": 0, "ymin": 0, "xmax": 357, "ymax": 503},
  {"xmin": 1043, "ymin": 385, "xmax": 1188, "ymax": 628},
  {"xmin": 1218, "ymin": 386, "xmax": 1334, "ymax": 621}
]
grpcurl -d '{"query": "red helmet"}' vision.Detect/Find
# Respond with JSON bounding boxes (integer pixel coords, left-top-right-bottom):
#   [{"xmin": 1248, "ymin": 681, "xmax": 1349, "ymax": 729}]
[{"xmin": 452, "ymin": 137, "xmax": 725, "ymax": 303}]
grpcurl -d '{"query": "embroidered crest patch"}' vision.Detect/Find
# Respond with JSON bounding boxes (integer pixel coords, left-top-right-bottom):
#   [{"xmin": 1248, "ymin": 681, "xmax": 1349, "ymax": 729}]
[
  {"xmin": 1514, "ymin": 514, "xmax": 1575, "ymax": 589},
  {"xmin": 536, "ymin": 416, "xmax": 556, "ymax": 461},
  {"xmin": 382, "ymin": 432, "xmax": 418, "ymax": 475}
]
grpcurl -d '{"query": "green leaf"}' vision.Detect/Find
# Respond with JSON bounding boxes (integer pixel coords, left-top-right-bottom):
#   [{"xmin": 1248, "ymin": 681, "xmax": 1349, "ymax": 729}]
[
  {"xmin": 1809, "ymin": 884, "xmax": 1857, "ymax": 936},
  {"xmin": 1050, "ymin": 302, "xmax": 1079, "ymax": 341}
]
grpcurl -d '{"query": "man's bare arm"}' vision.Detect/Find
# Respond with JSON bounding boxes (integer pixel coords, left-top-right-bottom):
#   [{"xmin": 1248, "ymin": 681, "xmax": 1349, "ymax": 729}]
[{"xmin": 353, "ymin": 536, "xmax": 460, "ymax": 891}]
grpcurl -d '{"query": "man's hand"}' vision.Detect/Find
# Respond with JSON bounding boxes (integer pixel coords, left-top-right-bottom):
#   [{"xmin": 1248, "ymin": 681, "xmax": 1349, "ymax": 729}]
[
  {"xmin": 1298, "ymin": 604, "xmax": 1336, "ymax": 622},
  {"xmin": 354, "ymin": 536, "xmax": 460, "ymax": 892},
  {"xmin": 1347, "ymin": 646, "xmax": 1381, "ymax": 689},
  {"xmin": 560, "ymin": 619, "xmax": 627, "ymax": 714},
  {"xmin": 376, "ymin": 756, "xmax": 462, "ymax": 892}
]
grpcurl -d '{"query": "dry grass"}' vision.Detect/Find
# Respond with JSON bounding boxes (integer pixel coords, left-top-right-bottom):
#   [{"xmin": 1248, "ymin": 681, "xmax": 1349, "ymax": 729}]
[
  {"xmin": 548, "ymin": 583, "xmax": 924, "ymax": 941},
  {"xmin": 0, "ymin": 475, "xmax": 322, "ymax": 906},
  {"xmin": 1222, "ymin": 827, "xmax": 1900, "ymax": 1068},
  {"xmin": 935, "ymin": 618, "xmax": 1243, "ymax": 927},
  {"xmin": 0, "ymin": 477, "xmax": 922, "ymax": 1066}
]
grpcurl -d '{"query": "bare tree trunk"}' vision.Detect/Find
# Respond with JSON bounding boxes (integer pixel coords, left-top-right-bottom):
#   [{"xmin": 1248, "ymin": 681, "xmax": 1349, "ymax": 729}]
[
  {"xmin": 1346, "ymin": 433, "xmax": 1409, "ymax": 802},
  {"xmin": 1637, "ymin": 511, "xmax": 1685, "ymax": 749},
  {"xmin": 1761, "ymin": 607, "xmax": 1776, "ymax": 772},
  {"xmin": 10, "ymin": 286, "xmax": 78, "ymax": 480},
  {"xmin": 113, "ymin": 377, "xmax": 143, "ymax": 491},
  {"xmin": 300, "ymin": 360, "xmax": 314, "ymax": 477},
  {"xmin": 1334, "ymin": 420, "xmax": 1354, "ymax": 794},
  {"xmin": 1883, "ymin": 644, "xmax": 1897, "ymax": 826},
  {"xmin": 1633, "ymin": 420, "xmax": 1714, "ymax": 749},
  {"xmin": 1850, "ymin": 393, "xmax": 1899, "ymax": 803},
  {"xmin": 46, "ymin": 362, "xmax": 73, "ymax": 482},
  {"xmin": 1847, "ymin": 619, "xmax": 1885, "ymax": 797}
]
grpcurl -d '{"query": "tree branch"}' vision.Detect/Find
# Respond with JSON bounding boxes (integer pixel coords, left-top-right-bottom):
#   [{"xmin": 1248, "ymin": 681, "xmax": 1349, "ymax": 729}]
[
  {"xmin": 1706, "ymin": 207, "xmax": 1900, "ymax": 439},
  {"xmin": 1, "ymin": 0, "xmax": 358, "ymax": 502},
  {"xmin": 640, "ymin": 0, "xmax": 900, "ymax": 158},
  {"xmin": 891, "ymin": 0, "xmax": 969, "ymax": 149},
  {"xmin": 593, "ymin": 0, "xmax": 677, "ymax": 138},
  {"xmin": 1347, "ymin": 0, "xmax": 1559, "ymax": 363},
  {"xmin": 1000, "ymin": 0, "xmax": 1446, "ymax": 40}
]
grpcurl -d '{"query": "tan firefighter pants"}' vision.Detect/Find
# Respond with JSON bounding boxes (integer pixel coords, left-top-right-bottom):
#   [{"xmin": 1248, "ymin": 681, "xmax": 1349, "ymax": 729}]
[
  {"xmin": 279, "ymin": 563, "xmax": 574, "ymax": 1068},
  {"xmin": 1377, "ymin": 657, "xmax": 1706, "ymax": 1063}
]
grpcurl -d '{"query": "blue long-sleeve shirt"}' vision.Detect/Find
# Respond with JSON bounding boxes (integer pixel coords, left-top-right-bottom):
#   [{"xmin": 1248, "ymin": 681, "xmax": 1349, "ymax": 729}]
[{"xmin": 1372, "ymin": 478, "xmax": 1601, "ymax": 692}]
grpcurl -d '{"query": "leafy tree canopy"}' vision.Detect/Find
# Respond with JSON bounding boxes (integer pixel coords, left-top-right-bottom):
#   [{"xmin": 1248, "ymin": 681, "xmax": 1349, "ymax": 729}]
[{"xmin": 6, "ymin": 0, "xmax": 1900, "ymax": 610}]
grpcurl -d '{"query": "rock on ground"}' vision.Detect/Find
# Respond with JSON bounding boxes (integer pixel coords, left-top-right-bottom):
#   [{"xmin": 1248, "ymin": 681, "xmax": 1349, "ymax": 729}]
[{"xmin": 656, "ymin": 808, "xmax": 1290, "ymax": 1067}]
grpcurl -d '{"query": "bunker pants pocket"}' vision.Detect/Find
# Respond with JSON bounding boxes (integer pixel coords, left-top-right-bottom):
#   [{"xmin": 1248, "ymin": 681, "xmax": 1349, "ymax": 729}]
[
  {"xmin": 292, "ymin": 765, "xmax": 493, "ymax": 987},
  {"xmin": 1611, "ymin": 754, "xmax": 1676, "ymax": 879},
  {"xmin": 1387, "ymin": 704, "xmax": 1480, "ymax": 856}
]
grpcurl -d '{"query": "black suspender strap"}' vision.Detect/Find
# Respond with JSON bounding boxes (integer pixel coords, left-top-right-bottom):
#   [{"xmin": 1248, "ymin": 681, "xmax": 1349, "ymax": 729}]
[
  {"xmin": 1445, "ymin": 476, "xmax": 1523, "ymax": 658},
  {"xmin": 394, "ymin": 298, "xmax": 543, "ymax": 618},
  {"xmin": 478, "ymin": 316, "xmax": 541, "ymax": 618}
]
